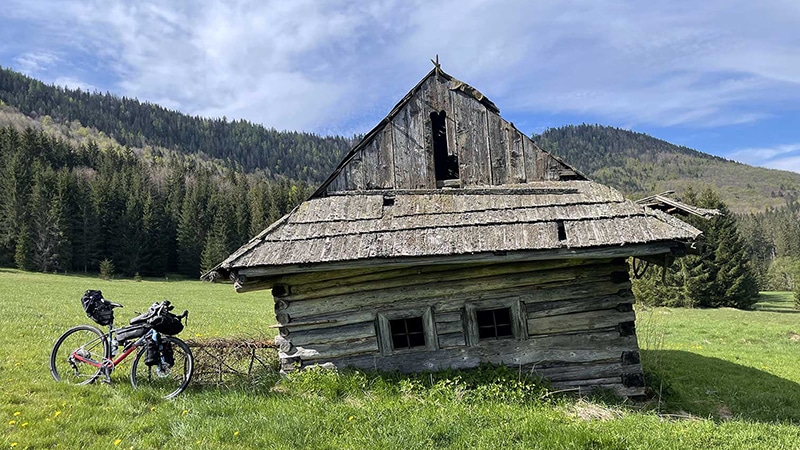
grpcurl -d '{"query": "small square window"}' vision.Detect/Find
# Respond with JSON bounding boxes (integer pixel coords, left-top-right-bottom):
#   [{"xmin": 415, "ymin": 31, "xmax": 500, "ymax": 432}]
[
  {"xmin": 476, "ymin": 308, "xmax": 513, "ymax": 340},
  {"xmin": 389, "ymin": 317, "xmax": 426, "ymax": 349}
]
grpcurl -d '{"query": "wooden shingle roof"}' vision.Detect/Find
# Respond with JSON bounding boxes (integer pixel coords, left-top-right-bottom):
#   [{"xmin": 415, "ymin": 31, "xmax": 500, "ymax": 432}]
[{"xmin": 218, "ymin": 180, "xmax": 700, "ymax": 281}]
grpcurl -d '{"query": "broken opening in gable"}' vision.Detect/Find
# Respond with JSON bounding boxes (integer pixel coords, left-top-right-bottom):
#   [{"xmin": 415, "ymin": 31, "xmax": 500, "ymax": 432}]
[{"xmin": 431, "ymin": 111, "xmax": 458, "ymax": 182}]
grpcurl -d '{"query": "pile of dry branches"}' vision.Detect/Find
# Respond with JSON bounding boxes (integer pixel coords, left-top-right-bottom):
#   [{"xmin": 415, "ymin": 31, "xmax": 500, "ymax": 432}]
[{"xmin": 185, "ymin": 338, "xmax": 278, "ymax": 385}]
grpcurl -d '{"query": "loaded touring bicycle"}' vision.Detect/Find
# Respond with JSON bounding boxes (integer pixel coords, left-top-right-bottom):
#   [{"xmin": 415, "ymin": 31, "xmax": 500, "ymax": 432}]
[{"xmin": 50, "ymin": 290, "xmax": 193, "ymax": 399}]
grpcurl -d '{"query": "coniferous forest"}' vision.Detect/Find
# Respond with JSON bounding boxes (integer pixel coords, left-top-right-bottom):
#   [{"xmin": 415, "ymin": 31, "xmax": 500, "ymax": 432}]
[{"xmin": 0, "ymin": 126, "xmax": 308, "ymax": 277}]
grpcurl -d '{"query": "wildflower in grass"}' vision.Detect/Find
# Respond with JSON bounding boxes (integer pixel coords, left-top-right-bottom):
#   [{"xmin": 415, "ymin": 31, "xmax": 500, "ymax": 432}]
[
  {"xmin": 150, "ymin": 406, "xmax": 156, "ymax": 411},
  {"xmin": 20, "ymin": 423, "xmax": 28, "ymax": 428},
  {"xmin": 13, "ymin": 412, "xmax": 20, "ymax": 416},
  {"xmin": 8, "ymin": 420, "xmax": 15, "ymax": 425},
  {"xmin": 54, "ymin": 411, "xmax": 61, "ymax": 418},
  {"xmin": 234, "ymin": 431, "xmax": 239, "ymax": 436},
  {"xmin": 348, "ymin": 416, "xmax": 354, "ymax": 421},
  {"xmin": 11, "ymin": 443, "xmax": 17, "ymax": 447},
  {"xmin": 114, "ymin": 438, "xmax": 122, "ymax": 446},
  {"xmin": 182, "ymin": 410, "xmax": 188, "ymax": 416}
]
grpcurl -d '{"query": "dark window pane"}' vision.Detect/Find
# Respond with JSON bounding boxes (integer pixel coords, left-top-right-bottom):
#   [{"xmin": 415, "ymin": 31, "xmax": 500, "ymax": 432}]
[
  {"xmin": 389, "ymin": 317, "xmax": 426, "ymax": 349},
  {"xmin": 406, "ymin": 317, "xmax": 424, "ymax": 333},
  {"xmin": 494, "ymin": 308, "xmax": 511, "ymax": 325},
  {"xmin": 475, "ymin": 308, "xmax": 514, "ymax": 340},
  {"xmin": 391, "ymin": 334, "xmax": 408, "ymax": 349},
  {"xmin": 496, "ymin": 324, "xmax": 513, "ymax": 337},
  {"xmin": 477, "ymin": 310, "xmax": 495, "ymax": 327},
  {"xmin": 408, "ymin": 332, "xmax": 426, "ymax": 347}
]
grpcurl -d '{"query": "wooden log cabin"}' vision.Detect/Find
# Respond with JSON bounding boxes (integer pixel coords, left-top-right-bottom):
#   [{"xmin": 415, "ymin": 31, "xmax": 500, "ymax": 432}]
[{"xmin": 208, "ymin": 65, "xmax": 701, "ymax": 396}]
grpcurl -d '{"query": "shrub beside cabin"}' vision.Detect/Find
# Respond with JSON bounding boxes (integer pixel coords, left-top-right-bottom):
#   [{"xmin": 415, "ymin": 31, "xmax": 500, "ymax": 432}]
[{"xmin": 209, "ymin": 67, "xmax": 700, "ymax": 396}]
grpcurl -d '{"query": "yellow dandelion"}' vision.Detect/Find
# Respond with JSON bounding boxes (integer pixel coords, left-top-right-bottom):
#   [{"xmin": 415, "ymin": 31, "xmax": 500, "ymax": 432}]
[
  {"xmin": 114, "ymin": 438, "xmax": 122, "ymax": 446},
  {"xmin": 11, "ymin": 443, "xmax": 17, "ymax": 448},
  {"xmin": 196, "ymin": 440, "xmax": 201, "ymax": 445},
  {"xmin": 150, "ymin": 406, "xmax": 156, "ymax": 411},
  {"xmin": 234, "ymin": 431, "xmax": 239, "ymax": 436},
  {"xmin": 54, "ymin": 411, "xmax": 61, "ymax": 417},
  {"xmin": 182, "ymin": 410, "xmax": 188, "ymax": 416},
  {"xmin": 348, "ymin": 416, "xmax": 354, "ymax": 421},
  {"xmin": 13, "ymin": 412, "xmax": 20, "ymax": 416},
  {"xmin": 8, "ymin": 420, "xmax": 15, "ymax": 425},
  {"xmin": 20, "ymin": 423, "xmax": 28, "ymax": 428}
]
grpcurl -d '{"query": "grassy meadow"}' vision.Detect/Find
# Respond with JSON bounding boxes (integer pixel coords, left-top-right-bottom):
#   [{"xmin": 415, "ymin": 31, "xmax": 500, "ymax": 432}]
[{"xmin": 3, "ymin": 270, "xmax": 800, "ymax": 449}]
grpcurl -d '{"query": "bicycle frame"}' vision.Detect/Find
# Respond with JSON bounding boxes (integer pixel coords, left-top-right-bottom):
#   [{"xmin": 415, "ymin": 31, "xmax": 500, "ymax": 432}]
[{"xmin": 70, "ymin": 327, "xmax": 153, "ymax": 370}]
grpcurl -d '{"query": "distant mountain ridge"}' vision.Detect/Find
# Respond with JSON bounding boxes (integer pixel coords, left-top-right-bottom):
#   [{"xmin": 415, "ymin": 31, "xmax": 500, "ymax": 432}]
[{"xmin": 535, "ymin": 124, "xmax": 800, "ymax": 213}]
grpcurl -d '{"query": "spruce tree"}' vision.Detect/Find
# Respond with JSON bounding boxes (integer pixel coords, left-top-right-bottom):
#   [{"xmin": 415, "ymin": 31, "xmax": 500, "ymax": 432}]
[{"xmin": 632, "ymin": 187, "xmax": 759, "ymax": 309}]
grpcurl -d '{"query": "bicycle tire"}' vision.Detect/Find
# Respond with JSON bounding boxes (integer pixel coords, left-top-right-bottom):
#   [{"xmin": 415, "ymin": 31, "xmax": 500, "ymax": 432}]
[
  {"xmin": 50, "ymin": 325, "xmax": 109, "ymax": 385},
  {"xmin": 130, "ymin": 336, "xmax": 193, "ymax": 399}
]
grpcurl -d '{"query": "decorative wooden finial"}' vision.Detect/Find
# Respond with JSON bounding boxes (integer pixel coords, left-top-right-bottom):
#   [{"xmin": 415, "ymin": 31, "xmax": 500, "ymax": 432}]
[{"xmin": 431, "ymin": 54, "xmax": 441, "ymax": 74}]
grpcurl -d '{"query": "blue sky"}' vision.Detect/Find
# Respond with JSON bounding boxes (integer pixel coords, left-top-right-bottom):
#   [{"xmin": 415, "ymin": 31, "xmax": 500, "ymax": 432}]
[{"xmin": 2, "ymin": 1, "xmax": 800, "ymax": 172}]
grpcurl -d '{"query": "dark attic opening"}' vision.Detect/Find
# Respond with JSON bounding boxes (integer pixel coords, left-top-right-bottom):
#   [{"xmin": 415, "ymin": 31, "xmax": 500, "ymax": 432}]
[{"xmin": 431, "ymin": 111, "xmax": 459, "ymax": 182}]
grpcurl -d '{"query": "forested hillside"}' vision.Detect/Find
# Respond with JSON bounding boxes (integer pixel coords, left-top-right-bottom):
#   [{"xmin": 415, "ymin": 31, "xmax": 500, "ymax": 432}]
[
  {"xmin": 536, "ymin": 124, "xmax": 800, "ymax": 214},
  {"xmin": 0, "ymin": 66, "xmax": 352, "ymax": 181},
  {"xmin": 0, "ymin": 126, "xmax": 307, "ymax": 277}
]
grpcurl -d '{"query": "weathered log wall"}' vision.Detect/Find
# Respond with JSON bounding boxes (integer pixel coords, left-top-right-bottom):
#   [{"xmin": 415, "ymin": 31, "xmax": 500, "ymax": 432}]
[
  {"xmin": 325, "ymin": 74, "xmax": 577, "ymax": 194},
  {"xmin": 271, "ymin": 257, "xmax": 645, "ymax": 396}
]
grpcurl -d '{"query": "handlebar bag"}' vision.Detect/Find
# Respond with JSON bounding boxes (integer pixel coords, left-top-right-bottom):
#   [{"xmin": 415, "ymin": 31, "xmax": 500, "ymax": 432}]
[{"xmin": 148, "ymin": 312, "xmax": 184, "ymax": 335}]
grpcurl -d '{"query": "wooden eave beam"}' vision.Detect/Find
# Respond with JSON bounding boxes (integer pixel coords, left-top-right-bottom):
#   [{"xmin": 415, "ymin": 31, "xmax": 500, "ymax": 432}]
[{"xmin": 231, "ymin": 241, "xmax": 683, "ymax": 293}]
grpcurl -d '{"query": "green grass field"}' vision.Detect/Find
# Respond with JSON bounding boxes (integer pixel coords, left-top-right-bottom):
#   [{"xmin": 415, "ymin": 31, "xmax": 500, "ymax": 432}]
[{"xmin": 3, "ymin": 270, "xmax": 800, "ymax": 449}]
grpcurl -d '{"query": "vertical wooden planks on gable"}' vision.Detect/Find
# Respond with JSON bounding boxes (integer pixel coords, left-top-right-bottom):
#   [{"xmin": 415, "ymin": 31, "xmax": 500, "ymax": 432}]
[
  {"xmin": 393, "ymin": 90, "xmax": 432, "ymax": 189},
  {"xmin": 487, "ymin": 113, "xmax": 508, "ymax": 185},
  {"xmin": 523, "ymin": 134, "xmax": 543, "ymax": 181},
  {"xmin": 507, "ymin": 124, "xmax": 526, "ymax": 183},
  {"xmin": 392, "ymin": 106, "xmax": 413, "ymax": 189},
  {"xmin": 358, "ymin": 124, "xmax": 393, "ymax": 189},
  {"xmin": 451, "ymin": 90, "xmax": 473, "ymax": 185},
  {"xmin": 471, "ymin": 97, "xmax": 491, "ymax": 186},
  {"xmin": 452, "ymin": 90, "xmax": 490, "ymax": 186},
  {"xmin": 345, "ymin": 157, "xmax": 366, "ymax": 190},
  {"xmin": 416, "ymin": 78, "xmax": 435, "ymax": 189},
  {"xmin": 380, "ymin": 125, "xmax": 395, "ymax": 189}
]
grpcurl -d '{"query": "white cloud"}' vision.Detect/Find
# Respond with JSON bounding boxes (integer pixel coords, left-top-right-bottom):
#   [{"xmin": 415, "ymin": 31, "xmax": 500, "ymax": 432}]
[
  {"xmin": 2, "ymin": 0, "xmax": 800, "ymax": 133},
  {"xmin": 13, "ymin": 51, "xmax": 60, "ymax": 74},
  {"xmin": 729, "ymin": 142, "xmax": 800, "ymax": 173}
]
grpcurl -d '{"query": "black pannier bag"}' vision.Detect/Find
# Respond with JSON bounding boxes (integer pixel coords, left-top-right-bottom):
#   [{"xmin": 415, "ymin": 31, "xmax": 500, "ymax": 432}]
[
  {"xmin": 81, "ymin": 290, "xmax": 114, "ymax": 326},
  {"xmin": 161, "ymin": 340, "xmax": 175, "ymax": 367},
  {"xmin": 148, "ymin": 312, "xmax": 184, "ymax": 336},
  {"xmin": 115, "ymin": 324, "xmax": 150, "ymax": 343},
  {"xmin": 144, "ymin": 339, "xmax": 160, "ymax": 366}
]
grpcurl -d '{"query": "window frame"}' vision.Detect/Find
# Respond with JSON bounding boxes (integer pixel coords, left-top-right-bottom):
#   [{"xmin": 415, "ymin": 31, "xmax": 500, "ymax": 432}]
[
  {"xmin": 465, "ymin": 298, "xmax": 527, "ymax": 346},
  {"xmin": 377, "ymin": 307, "xmax": 437, "ymax": 355}
]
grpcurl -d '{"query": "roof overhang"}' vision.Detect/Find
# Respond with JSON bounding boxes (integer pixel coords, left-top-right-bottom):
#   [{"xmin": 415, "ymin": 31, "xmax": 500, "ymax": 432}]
[{"xmin": 226, "ymin": 240, "xmax": 691, "ymax": 293}]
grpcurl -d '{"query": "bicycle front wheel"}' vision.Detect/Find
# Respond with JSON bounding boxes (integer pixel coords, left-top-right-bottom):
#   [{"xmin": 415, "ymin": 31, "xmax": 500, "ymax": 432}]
[
  {"xmin": 130, "ymin": 336, "xmax": 193, "ymax": 399},
  {"xmin": 50, "ymin": 325, "xmax": 109, "ymax": 385}
]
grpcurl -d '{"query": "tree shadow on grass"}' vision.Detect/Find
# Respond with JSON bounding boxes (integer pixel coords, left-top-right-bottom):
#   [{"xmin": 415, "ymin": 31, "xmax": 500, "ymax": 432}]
[{"xmin": 642, "ymin": 349, "xmax": 800, "ymax": 423}]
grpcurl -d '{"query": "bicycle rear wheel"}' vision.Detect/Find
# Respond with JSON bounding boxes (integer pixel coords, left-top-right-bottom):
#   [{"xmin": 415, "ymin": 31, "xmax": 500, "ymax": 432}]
[
  {"xmin": 50, "ymin": 325, "xmax": 109, "ymax": 385},
  {"xmin": 130, "ymin": 336, "xmax": 193, "ymax": 399}
]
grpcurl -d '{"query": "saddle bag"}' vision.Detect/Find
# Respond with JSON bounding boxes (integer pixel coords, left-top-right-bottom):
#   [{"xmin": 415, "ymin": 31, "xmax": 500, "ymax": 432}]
[{"xmin": 81, "ymin": 290, "xmax": 114, "ymax": 326}]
